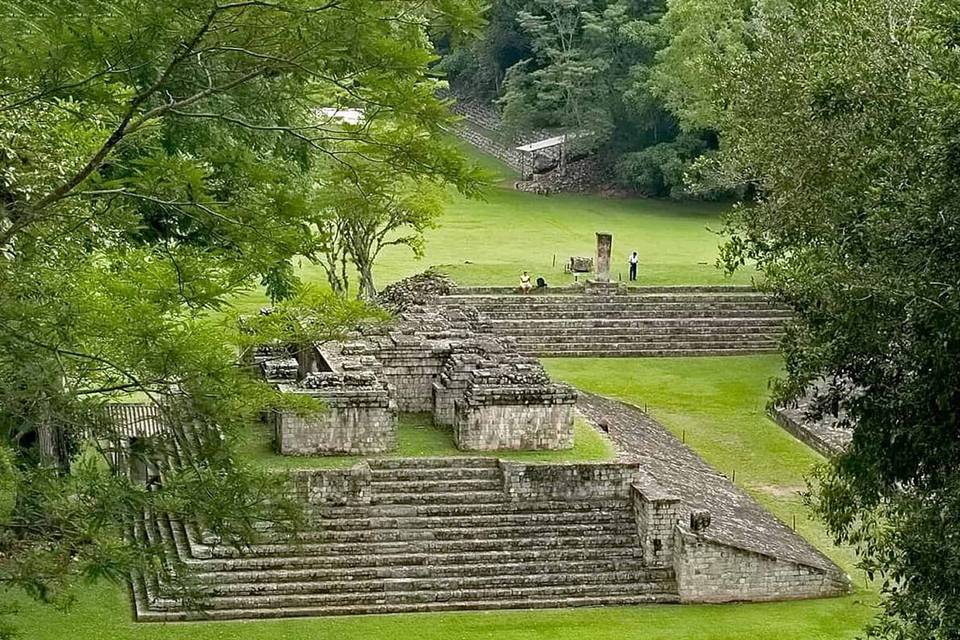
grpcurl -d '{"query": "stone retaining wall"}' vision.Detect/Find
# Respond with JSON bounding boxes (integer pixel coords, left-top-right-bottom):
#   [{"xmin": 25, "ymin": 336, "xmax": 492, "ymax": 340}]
[
  {"xmin": 673, "ymin": 529, "xmax": 849, "ymax": 602},
  {"xmin": 455, "ymin": 386, "xmax": 576, "ymax": 450},
  {"xmin": 287, "ymin": 462, "xmax": 372, "ymax": 505},
  {"xmin": 500, "ymin": 461, "xmax": 639, "ymax": 501},
  {"xmin": 632, "ymin": 474, "xmax": 681, "ymax": 568},
  {"xmin": 275, "ymin": 387, "xmax": 396, "ymax": 455}
]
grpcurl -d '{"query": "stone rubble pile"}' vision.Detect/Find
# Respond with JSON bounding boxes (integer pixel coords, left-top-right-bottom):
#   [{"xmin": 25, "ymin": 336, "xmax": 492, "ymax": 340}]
[
  {"xmin": 378, "ymin": 270, "xmax": 456, "ymax": 312},
  {"xmin": 300, "ymin": 370, "xmax": 382, "ymax": 390},
  {"xmin": 260, "ymin": 357, "xmax": 299, "ymax": 381}
]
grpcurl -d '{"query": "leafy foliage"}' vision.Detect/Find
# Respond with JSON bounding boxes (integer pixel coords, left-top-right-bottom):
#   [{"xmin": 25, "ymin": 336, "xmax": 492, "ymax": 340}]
[
  {"xmin": 0, "ymin": 0, "xmax": 483, "ymax": 629},
  {"xmin": 440, "ymin": 0, "xmax": 722, "ymax": 197},
  {"xmin": 688, "ymin": 1, "xmax": 960, "ymax": 637}
]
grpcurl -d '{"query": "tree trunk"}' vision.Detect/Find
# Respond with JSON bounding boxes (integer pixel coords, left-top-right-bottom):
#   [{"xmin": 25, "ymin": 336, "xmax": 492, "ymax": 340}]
[{"xmin": 358, "ymin": 263, "xmax": 377, "ymax": 301}]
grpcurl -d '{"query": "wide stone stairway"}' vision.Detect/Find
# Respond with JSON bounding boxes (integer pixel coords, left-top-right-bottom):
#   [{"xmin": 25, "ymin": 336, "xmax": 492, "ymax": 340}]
[
  {"xmin": 131, "ymin": 457, "xmax": 678, "ymax": 621},
  {"xmin": 438, "ymin": 286, "xmax": 789, "ymax": 357}
]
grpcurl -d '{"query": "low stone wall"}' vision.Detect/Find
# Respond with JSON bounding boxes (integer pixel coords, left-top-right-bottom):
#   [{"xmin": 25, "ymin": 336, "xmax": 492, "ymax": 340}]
[
  {"xmin": 375, "ymin": 346, "xmax": 446, "ymax": 412},
  {"xmin": 673, "ymin": 529, "xmax": 849, "ymax": 602},
  {"xmin": 632, "ymin": 474, "xmax": 681, "ymax": 568},
  {"xmin": 287, "ymin": 462, "xmax": 372, "ymax": 505},
  {"xmin": 275, "ymin": 390, "xmax": 396, "ymax": 455},
  {"xmin": 500, "ymin": 461, "xmax": 639, "ymax": 501},
  {"xmin": 454, "ymin": 386, "xmax": 576, "ymax": 451}
]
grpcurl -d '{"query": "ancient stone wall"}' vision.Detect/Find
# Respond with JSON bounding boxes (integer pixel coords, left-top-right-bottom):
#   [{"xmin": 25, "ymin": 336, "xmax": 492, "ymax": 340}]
[
  {"xmin": 673, "ymin": 529, "xmax": 850, "ymax": 602},
  {"xmin": 632, "ymin": 475, "xmax": 681, "ymax": 568},
  {"xmin": 287, "ymin": 462, "xmax": 372, "ymax": 505},
  {"xmin": 275, "ymin": 373, "xmax": 396, "ymax": 455},
  {"xmin": 500, "ymin": 461, "xmax": 639, "ymax": 501},
  {"xmin": 371, "ymin": 343, "xmax": 447, "ymax": 412},
  {"xmin": 454, "ymin": 386, "xmax": 576, "ymax": 450}
]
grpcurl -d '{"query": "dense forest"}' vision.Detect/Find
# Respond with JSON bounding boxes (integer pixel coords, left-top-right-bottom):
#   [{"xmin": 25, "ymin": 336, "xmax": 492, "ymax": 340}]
[{"xmin": 434, "ymin": 0, "xmax": 740, "ymax": 198}]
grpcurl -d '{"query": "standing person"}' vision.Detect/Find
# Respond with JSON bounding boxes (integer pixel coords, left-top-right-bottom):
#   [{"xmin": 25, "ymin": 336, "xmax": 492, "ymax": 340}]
[
  {"xmin": 519, "ymin": 271, "xmax": 532, "ymax": 293},
  {"xmin": 628, "ymin": 251, "xmax": 638, "ymax": 282}
]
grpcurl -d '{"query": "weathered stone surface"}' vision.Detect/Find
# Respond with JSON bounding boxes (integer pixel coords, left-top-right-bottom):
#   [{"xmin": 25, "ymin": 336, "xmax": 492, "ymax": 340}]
[
  {"xmin": 576, "ymin": 392, "xmax": 851, "ymax": 602},
  {"xmin": 595, "ymin": 232, "xmax": 612, "ymax": 283},
  {"xmin": 259, "ymin": 281, "xmax": 577, "ymax": 454},
  {"xmin": 568, "ymin": 256, "xmax": 593, "ymax": 273},
  {"xmin": 454, "ymin": 385, "xmax": 576, "ymax": 451},
  {"xmin": 378, "ymin": 270, "xmax": 455, "ymax": 312},
  {"xmin": 275, "ymin": 386, "xmax": 396, "ymax": 456},
  {"xmin": 771, "ymin": 380, "xmax": 853, "ymax": 456},
  {"xmin": 501, "ymin": 462, "xmax": 638, "ymax": 501},
  {"xmin": 436, "ymin": 285, "xmax": 789, "ymax": 357}
]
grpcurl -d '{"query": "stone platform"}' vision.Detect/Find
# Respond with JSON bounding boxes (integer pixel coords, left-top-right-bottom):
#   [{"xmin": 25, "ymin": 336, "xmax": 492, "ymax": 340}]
[
  {"xmin": 129, "ymin": 393, "xmax": 850, "ymax": 622},
  {"xmin": 438, "ymin": 285, "xmax": 789, "ymax": 357}
]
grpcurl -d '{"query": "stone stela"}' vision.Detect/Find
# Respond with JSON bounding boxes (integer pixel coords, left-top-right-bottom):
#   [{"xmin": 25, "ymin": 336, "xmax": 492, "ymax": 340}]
[{"xmin": 595, "ymin": 232, "xmax": 612, "ymax": 283}]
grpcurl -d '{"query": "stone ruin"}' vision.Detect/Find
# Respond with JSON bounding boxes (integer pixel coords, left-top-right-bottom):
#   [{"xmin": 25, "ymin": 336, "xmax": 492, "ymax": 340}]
[
  {"xmin": 251, "ymin": 292, "xmax": 577, "ymax": 456},
  {"xmin": 125, "ymin": 272, "xmax": 850, "ymax": 622}
]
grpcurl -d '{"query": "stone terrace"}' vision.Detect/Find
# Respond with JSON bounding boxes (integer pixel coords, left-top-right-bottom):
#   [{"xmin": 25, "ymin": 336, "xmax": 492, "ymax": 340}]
[
  {"xmin": 130, "ymin": 456, "xmax": 679, "ymax": 621},
  {"xmin": 438, "ymin": 285, "xmax": 790, "ymax": 357}
]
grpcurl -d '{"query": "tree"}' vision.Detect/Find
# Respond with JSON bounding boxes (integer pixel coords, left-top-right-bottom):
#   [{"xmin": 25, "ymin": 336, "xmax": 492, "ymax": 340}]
[
  {"xmin": 648, "ymin": 0, "xmax": 757, "ymax": 133},
  {"xmin": 320, "ymin": 161, "xmax": 446, "ymax": 300},
  {"xmin": 692, "ymin": 1, "xmax": 960, "ymax": 637},
  {"xmin": 445, "ymin": 0, "xmax": 716, "ymax": 196},
  {"xmin": 0, "ymin": 0, "xmax": 483, "ymax": 631}
]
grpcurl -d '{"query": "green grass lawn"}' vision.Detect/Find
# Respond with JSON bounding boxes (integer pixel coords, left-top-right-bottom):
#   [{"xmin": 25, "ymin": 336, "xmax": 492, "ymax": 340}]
[
  {"xmin": 232, "ymin": 145, "xmax": 755, "ymax": 311},
  {"xmin": 237, "ymin": 412, "xmax": 616, "ymax": 470},
  {"xmin": 5, "ymin": 582, "xmax": 876, "ymax": 640}
]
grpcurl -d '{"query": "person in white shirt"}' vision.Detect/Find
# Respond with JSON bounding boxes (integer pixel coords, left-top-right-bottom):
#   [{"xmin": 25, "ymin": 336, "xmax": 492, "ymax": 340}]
[
  {"xmin": 519, "ymin": 271, "xmax": 532, "ymax": 293},
  {"xmin": 629, "ymin": 251, "xmax": 638, "ymax": 281}
]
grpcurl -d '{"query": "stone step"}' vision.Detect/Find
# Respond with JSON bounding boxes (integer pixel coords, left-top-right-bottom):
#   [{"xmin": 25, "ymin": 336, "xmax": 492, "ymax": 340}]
[
  {"xmin": 203, "ymin": 532, "xmax": 640, "ymax": 559},
  {"xmin": 136, "ymin": 592, "xmax": 680, "ymax": 621},
  {"xmin": 192, "ymin": 558, "xmax": 660, "ymax": 584},
  {"xmin": 526, "ymin": 347, "xmax": 779, "ymax": 358},
  {"xmin": 184, "ymin": 544, "xmax": 643, "ymax": 572},
  {"xmin": 369, "ymin": 467, "xmax": 501, "ymax": 481},
  {"xmin": 370, "ymin": 478, "xmax": 503, "ymax": 493},
  {"xmin": 517, "ymin": 340, "xmax": 780, "ymax": 353},
  {"xmin": 368, "ymin": 457, "xmax": 499, "ymax": 470},
  {"xmin": 312, "ymin": 499, "xmax": 632, "ymax": 519},
  {"xmin": 478, "ymin": 310, "xmax": 791, "ymax": 320},
  {"xmin": 264, "ymin": 521, "xmax": 635, "ymax": 544},
  {"xmin": 371, "ymin": 490, "xmax": 508, "ymax": 505},
  {"xmin": 452, "ymin": 301, "xmax": 786, "ymax": 312},
  {"xmin": 441, "ymin": 293, "xmax": 779, "ymax": 302},
  {"xmin": 200, "ymin": 570, "xmax": 658, "ymax": 597},
  {"xmin": 150, "ymin": 580, "xmax": 668, "ymax": 612},
  {"xmin": 487, "ymin": 317, "xmax": 787, "ymax": 328},
  {"xmin": 442, "ymin": 292, "xmax": 774, "ymax": 303},
  {"xmin": 509, "ymin": 336, "xmax": 780, "ymax": 347},
  {"xmin": 495, "ymin": 325, "xmax": 783, "ymax": 336},
  {"xmin": 307, "ymin": 509, "xmax": 634, "ymax": 531},
  {"xmin": 446, "ymin": 285, "xmax": 762, "ymax": 295}
]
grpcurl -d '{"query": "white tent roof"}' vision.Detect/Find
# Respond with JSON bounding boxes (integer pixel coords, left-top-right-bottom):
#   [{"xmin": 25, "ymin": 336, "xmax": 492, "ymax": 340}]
[{"xmin": 515, "ymin": 134, "xmax": 568, "ymax": 153}]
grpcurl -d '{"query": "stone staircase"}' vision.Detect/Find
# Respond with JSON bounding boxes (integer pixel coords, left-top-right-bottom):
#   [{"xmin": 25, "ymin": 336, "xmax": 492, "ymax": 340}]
[
  {"xmin": 131, "ymin": 457, "xmax": 678, "ymax": 621},
  {"xmin": 437, "ymin": 287, "xmax": 789, "ymax": 357}
]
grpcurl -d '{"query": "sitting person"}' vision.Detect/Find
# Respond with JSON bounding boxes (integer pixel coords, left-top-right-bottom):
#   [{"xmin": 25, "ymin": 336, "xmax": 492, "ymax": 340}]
[
  {"xmin": 535, "ymin": 276, "xmax": 548, "ymax": 289},
  {"xmin": 519, "ymin": 271, "xmax": 532, "ymax": 293}
]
